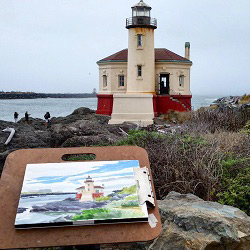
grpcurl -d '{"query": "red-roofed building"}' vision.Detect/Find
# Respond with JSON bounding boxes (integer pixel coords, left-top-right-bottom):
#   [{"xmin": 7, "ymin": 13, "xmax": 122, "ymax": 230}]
[
  {"xmin": 76, "ymin": 176, "xmax": 104, "ymax": 202},
  {"xmin": 96, "ymin": 1, "xmax": 192, "ymax": 125}
]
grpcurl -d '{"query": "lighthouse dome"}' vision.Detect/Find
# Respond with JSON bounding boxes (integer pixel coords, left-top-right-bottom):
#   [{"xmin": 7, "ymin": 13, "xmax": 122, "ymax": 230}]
[{"xmin": 132, "ymin": 0, "xmax": 151, "ymax": 9}]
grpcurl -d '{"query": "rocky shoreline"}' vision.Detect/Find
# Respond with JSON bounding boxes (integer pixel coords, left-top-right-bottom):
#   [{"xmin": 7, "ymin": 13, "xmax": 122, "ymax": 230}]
[
  {"xmin": 0, "ymin": 96, "xmax": 249, "ymax": 250},
  {"xmin": 0, "ymin": 107, "xmax": 138, "ymax": 174}
]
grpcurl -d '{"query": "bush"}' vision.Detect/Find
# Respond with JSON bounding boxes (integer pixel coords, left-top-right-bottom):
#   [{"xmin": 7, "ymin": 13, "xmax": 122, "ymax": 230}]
[
  {"xmin": 239, "ymin": 94, "xmax": 250, "ymax": 104},
  {"xmin": 183, "ymin": 108, "xmax": 249, "ymax": 133},
  {"xmin": 217, "ymin": 158, "xmax": 250, "ymax": 215}
]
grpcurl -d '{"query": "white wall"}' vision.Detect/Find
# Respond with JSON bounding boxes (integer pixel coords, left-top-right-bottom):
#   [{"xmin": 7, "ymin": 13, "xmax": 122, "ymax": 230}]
[
  {"xmin": 98, "ymin": 61, "xmax": 192, "ymax": 96},
  {"xmin": 98, "ymin": 63, "xmax": 127, "ymax": 94}
]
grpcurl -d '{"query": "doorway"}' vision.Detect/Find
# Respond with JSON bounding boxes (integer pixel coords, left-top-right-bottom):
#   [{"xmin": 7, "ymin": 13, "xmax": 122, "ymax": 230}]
[{"xmin": 159, "ymin": 74, "xmax": 170, "ymax": 95}]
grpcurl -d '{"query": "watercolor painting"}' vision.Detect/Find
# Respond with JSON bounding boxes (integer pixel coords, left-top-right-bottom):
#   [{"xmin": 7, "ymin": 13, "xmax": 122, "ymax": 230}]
[{"xmin": 15, "ymin": 160, "xmax": 148, "ymax": 228}]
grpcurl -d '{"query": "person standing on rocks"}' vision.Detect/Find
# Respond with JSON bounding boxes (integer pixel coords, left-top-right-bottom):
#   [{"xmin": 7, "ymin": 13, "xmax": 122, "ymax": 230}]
[
  {"xmin": 25, "ymin": 111, "xmax": 30, "ymax": 124},
  {"xmin": 14, "ymin": 112, "xmax": 19, "ymax": 123},
  {"xmin": 44, "ymin": 112, "xmax": 51, "ymax": 127}
]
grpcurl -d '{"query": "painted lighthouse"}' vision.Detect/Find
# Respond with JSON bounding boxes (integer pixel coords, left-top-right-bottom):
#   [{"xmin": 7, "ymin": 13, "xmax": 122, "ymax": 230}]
[
  {"xmin": 76, "ymin": 176, "xmax": 104, "ymax": 202},
  {"xmin": 96, "ymin": 0, "xmax": 193, "ymax": 126}
]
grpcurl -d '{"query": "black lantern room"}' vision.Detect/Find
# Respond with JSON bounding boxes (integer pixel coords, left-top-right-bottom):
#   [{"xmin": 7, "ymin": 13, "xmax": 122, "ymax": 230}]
[{"xmin": 126, "ymin": 0, "xmax": 157, "ymax": 29}]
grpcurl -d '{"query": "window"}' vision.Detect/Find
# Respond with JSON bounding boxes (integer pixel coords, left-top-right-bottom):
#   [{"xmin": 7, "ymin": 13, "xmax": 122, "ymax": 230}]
[
  {"xmin": 96, "ymin": 190, "xmax": 99, "ymax": 194},
  {"xmin": 137, "ymin": 65, "xmax": 142, "ymax": 77},
  {"xmin": 179, "ymin": 75, "xmax": 184, "ymax": 87},
  {"xmin": 103, "ymin": 75, "xmax": 107, "ymax": 88},
  {"xmin": 138, "ymin": 34, "xmax": 143, "ymax": 47},
  {"xmin": 119, "ymin": 75, "xmax": 125, "ymax": 87}
]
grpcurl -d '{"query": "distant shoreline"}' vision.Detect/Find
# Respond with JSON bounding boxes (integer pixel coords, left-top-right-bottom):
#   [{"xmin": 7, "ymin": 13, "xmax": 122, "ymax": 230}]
[
  {"xmin": 0, "ymin": 92, "xmax": 97, "ymax": 100},
  {"xmin": 21, "ymin": 192, "xmax": 77, "ymax": 198}
]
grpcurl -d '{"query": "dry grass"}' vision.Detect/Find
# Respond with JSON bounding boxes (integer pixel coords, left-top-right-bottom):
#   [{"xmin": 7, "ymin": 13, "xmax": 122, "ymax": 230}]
[
  {"xmin": 182, "ymin": 107, "xmax": 249, "ymax": 134},
  {"xmin": 239, "ymin": 94, "xmax": 250, "ymax": 104}
]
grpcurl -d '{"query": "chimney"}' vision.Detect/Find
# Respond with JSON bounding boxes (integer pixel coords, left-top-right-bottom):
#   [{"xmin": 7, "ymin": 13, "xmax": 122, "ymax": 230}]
[{"xmin": 185, "ymin": 42, "xmax": 190, "ymax": 60}]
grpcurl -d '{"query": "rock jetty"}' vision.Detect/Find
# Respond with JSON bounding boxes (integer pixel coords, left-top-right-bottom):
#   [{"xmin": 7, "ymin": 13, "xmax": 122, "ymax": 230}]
[{"xmin": 0, "ymin": 107, "xmax": 137, "ymax": 174}]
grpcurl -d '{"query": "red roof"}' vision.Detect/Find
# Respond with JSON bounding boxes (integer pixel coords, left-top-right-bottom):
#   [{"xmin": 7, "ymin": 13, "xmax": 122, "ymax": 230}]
[
  {"xmin": 94, "ymin": 186, "xmax": 104, "ymax": 189},
  {"xmin": 98, "ymin": 48, "xmax": 191, "ymax": 63}
]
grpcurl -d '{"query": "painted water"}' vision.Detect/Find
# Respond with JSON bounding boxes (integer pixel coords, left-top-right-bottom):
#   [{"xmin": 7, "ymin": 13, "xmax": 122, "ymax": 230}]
[
  {"xmin": 0, "ymin": 95, "xmax": 220, "ymax": 122},
  {"xmin": 16, "ymin": 194, "xmax": 76, "ymax": 224}
]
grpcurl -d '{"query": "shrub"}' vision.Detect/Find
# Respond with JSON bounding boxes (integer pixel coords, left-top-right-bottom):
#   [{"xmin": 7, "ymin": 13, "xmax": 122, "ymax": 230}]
[
  {"xmin": 239, "ymin": 94, "xmax": 250, "ymax": 104},
  {"xmin": 183, "ymin": 108, "xmax": 249, "ymax": 133},
  {"xmin": 241, "ymin": 120, "xmax": 250, "ymax": 135},
  {"xmin": 217, "ymin": 158, "xmax": 250, "ymax": 215}
]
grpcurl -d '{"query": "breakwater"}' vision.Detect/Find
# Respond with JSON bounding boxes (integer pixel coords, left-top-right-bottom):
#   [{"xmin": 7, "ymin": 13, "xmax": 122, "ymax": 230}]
[{"xmin": 0, "ymin": 92, "xmax": 96, "ymax": 100}]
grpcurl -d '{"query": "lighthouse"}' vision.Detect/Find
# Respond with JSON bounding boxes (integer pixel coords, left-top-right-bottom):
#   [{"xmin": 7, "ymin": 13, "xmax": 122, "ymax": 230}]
[
  {"xmin": 126, "ymin": 0, "xmax": 157, "ymax": 94},
  {"xmin": 96, "ymin": 1, "xmax": 193, "ymax": 126}
]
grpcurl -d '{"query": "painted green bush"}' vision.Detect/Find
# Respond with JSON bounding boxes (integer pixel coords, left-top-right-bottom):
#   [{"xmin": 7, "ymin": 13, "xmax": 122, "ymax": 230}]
[
  {"xmin": 72, "ymin": 208, "xmax": 111, "ymax": 220},
  {"xmin": 95, "ymin": 196, "xmax": 111, "ymax": 202},
  {"xmin": 125, "ymin": 195, "xmax": 138, "ymax": 201},
  {"xmin": 121, "ymin": 201, "xmax": 140, "ymax": 207},
  {"xmin": 119, "ymin": 185, "xmax": 137, "ymax": 195}
]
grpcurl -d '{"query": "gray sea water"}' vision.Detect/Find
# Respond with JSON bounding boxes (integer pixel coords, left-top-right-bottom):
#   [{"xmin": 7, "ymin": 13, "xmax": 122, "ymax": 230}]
[
  {"xmin": 15, "ymin": 194, "xmax": 76, "ymax": 225},
  {"xmin": 0, "ymin": 95, "xmax": 219, "ymax": 122}
]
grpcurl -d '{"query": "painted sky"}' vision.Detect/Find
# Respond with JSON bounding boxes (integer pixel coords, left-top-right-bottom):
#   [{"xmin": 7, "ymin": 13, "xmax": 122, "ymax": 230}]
[
  {"xmin": 0, "ymin": 0, "xmax": 250, "ymax": 95},
  {"xmin": 22, "ymin": 160, "xmax": 140, "ymax": 195}
]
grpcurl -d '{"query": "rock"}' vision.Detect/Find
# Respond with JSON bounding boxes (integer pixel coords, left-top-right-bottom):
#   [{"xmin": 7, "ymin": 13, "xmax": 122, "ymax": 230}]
[
  {"xmin": 30, "ymin": 198, "xmax": 108, "ymax": 213},
  {"xmin": 149, "ymin": 192, "xmax": 250, "ymax": 250},
  {"xmin": 17, "ymin": 207, "xmax": 28, "ymax": 214},
  {"xmin": 71, "ymin": 107, "xmax": 95, "ymax": 116},
  {"xmin": 103, "ymin": 192, "xmax": 250, "ymax": 250},
  {"xmin": 0, "ymin": 107, "xmax": 126, "ymax": 175}
]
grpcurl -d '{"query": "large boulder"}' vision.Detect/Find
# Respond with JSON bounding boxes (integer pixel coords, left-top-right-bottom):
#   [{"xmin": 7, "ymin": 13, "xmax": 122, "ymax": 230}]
[
  {"xmin": 102, "ymin": 192, "xmax": 250, "ymax": 250},
  {"xmin": 150, "ymin": 192, "xmax": 250, "ymax": 250}
]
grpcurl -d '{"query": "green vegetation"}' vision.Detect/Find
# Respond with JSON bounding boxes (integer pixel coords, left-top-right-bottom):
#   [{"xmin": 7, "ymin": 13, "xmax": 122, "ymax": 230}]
[
  {"xmin": 241, "ymin": 121, "xmax": 250, "ymax": 135},
  {"xmin": 95, "ymin": 196, "xmax": 111, "ymax": 202},
  {"xmin": 121, "ymin": 201, "xmax": 139, "ymax": 207},
  {"xmin": 125, "ymin": 195, "xmax": 138, "ymax": 201},
  {"xmin": 63, "ymin": 154, "xmax": 96, "ymax": 161},
  {"xmin": 109, "ymin": 107, "xmax": 250, "ymax": 215},
  {"xmin": 72, "ymin": 208, "xmax": 111, "ymax": 220},
  {"xmin": 217, "ymin": 158, "xmax": 250, "ymax": 214},
  {"xmin": 119, "ymin": 185, "xmax": 137, "ymax": 195},
  {"xmin": 239, "ymin": 94, "xmax": 250, "ymax": 104}
]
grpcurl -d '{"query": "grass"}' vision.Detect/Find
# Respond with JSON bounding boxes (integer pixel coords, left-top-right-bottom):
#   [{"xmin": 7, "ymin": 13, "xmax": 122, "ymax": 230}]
[{"xmin": 62, "ymin": 153, "xmax": 96, "ymax": 161}]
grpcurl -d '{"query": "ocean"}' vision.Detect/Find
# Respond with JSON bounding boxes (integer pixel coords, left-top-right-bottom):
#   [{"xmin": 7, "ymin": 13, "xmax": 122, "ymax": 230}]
[{"xmin": 0, "ymin": 95, "xmax": 219, "ymax": 122}]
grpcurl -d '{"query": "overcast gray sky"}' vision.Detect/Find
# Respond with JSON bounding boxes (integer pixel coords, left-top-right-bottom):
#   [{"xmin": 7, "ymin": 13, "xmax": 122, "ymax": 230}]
[{"xmin": 0, "ymin": 0, "xmax": 249, "ymax": 95}]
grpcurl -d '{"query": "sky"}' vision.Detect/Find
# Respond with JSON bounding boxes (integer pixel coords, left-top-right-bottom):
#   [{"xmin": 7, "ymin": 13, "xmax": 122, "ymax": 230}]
[
  {"xmin": 0, "ymin": 0, "xmax": 250, "ymax": 96},
  {"xmin": 22, "ymin": 160, "xmax": 140, "ymax": 194}
]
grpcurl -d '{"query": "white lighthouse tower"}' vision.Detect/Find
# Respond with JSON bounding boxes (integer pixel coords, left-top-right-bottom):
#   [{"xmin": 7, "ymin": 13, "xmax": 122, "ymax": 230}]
[{"xmin": 108, "ymin": 0, "xmax": 157, "ymax": 126}]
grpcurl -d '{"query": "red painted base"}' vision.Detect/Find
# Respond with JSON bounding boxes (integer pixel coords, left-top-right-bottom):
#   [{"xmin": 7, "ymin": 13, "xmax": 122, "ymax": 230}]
[
  {"xmin": 96, "ymin": 94, "xmax": 113, "ymax": 115},
  {"xmin": 153, "ymin": 95, "xmax": 192, "ymax": 116},
  {"xmin": 96, "ymin": 94, "xmax": 192, "ymax": 117}
]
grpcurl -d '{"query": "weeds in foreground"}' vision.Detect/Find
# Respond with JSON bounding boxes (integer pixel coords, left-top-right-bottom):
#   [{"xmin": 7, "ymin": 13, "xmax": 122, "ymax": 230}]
[{"xmin": 114, "ymin": 129, "xmax": 250, "ymax": 215}]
